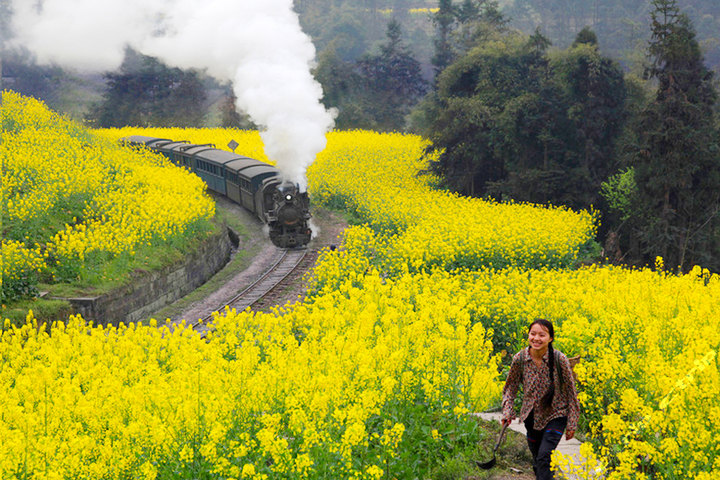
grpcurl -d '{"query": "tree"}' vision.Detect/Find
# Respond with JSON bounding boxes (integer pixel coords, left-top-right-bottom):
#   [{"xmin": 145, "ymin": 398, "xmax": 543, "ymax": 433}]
[
  {"xmin": 485, "ymin": 31, "xmax": 578, "ymax": 205},
  {"xmin": 427, "ymin": 34, "xmax": 533, "ymax": 197},
  {"xmin": 219, "ymin": 88, "xmax": 255, "ymax": 129},
  {"xmin": 86, "ymin": 49, "xmax": 206, "ymax": 128},
  {"xmin": 313, "ymin": 45, "xmax": 368, "ymax": 129},
  {"xmin": 572, "ymin": 26, "xmax": 598, "ymax": 47},
  {"xmin": 313, "ymin": 19, "xmax": 426, "ymax": 132},
  {"xmin": 1, "ymin": 49, "xmax": 63, "ymax": 106},
  {"xmin": 633, "ymin": 0, "xmax": 720, "ymax": 272},
  {"xmin": 557, "ymin": 31, "xmax": 627, "ymax": 206},
  {"xmin": 354, "ymin": 19, "xmax": 427, "ymax": 131},
  {"xmin": 431, "ymin": 0, "xmax": 507, "ymax": 79},
  {"xmin": 426, "ymin": 27, "xmax": 627, "ymax": 210},
  {"xmin": 427, "ymin": 96, "xmax": 501, "ymax": 197},
  {"xmin": 298, "ymin": 3, "xmax": 371, "ymax": 62},
  {"xmin": 431, "ymin": 0, "xmax": 457, "ymax": 76}
]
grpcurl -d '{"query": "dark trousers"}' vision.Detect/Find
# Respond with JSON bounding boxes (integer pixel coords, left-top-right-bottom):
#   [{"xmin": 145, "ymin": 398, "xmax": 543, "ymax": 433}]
[{"xmin": 524, "ymin": 411, "xmax": 567, "ymax": 480}]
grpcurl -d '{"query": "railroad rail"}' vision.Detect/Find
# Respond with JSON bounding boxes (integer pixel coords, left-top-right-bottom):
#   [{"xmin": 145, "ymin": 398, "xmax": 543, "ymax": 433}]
[{"xmin": 190, "ymin": 247, "xmax": 308, "ymax": 337}]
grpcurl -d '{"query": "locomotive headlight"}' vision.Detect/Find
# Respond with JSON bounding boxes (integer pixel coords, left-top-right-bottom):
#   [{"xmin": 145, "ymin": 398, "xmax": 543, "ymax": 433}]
[{"xmin": 285, "ymin": 194, "xmax": 293, "ymax": 201}]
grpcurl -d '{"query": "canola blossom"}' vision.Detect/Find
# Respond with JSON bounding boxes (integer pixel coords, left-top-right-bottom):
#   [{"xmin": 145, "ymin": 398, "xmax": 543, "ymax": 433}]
[
  {"xmin": 3, "ymin": 104, "xmax": 718, "ymax": 479},
  {"xmin": 0, "ymin": 272, "xmax": 500, "ymax": 479},
  {"xmin": 1, "ymin": 93, "xmax": 215, "ymax": 299},
  {"xmin": 308, "ymin": 131, "xmax": 597, "ymax": 272},
  {"xmin": 310, "ymin": 232, "xmax": 720, "ymax": 478},
  {"xmin": 96, "ymin": 127, "xmax": 272, "ymax": 165},
  {"xmin": 461, "ymin": 264, "xmax": 720, "ymax": 479},
  {"xmin": 96, "ymin": 126, "xmax": 720, "ymax": 478}
]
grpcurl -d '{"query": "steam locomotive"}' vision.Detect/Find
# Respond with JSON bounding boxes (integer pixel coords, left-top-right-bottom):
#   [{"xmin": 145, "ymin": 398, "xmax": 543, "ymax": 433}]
[{"xmin": 121, "ymin": 136, "xmax": 312, "ymax": 249}]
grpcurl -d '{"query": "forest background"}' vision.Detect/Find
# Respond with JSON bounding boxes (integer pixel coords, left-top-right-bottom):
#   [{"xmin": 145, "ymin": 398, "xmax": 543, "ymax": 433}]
[{"xmin": 2, "ymin": 0, "xmax": 720, "ymax": 273}]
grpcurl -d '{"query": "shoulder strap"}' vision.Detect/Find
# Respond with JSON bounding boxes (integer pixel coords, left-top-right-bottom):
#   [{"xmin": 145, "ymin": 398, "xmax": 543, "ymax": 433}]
[{"xmin": 554, "ymin": 349, "xmax": 565, "ymax": 391}]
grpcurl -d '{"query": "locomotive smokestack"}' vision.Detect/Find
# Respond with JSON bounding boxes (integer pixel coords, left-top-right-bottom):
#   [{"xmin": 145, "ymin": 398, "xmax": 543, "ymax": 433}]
[{"xmin": 8, "ymin": 0, "xmax": 334, "ymax": 189}]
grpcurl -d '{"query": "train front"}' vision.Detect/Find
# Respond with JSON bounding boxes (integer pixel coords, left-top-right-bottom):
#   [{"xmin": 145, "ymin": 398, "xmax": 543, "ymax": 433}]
[{"xmin": 266, "ymin": 181, "xmax": 312, "ymax": 248}]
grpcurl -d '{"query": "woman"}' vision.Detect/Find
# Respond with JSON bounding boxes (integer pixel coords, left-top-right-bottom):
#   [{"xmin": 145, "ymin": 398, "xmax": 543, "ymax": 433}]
[{"xmin": 502, "ymin": 319, "xmax": 580, "ymax": 480}]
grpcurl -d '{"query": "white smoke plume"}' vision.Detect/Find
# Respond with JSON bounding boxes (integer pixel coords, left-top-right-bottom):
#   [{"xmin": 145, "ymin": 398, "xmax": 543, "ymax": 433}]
[{"xmin": 8, "ymin": 0, "xmax": 335, "ymax": 190}]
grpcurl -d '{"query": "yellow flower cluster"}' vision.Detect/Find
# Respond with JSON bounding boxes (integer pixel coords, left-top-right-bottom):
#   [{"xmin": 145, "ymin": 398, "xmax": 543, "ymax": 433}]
[
  {"xmin": 306, "ymin": 219, "xmax": 720, "ymax": 478},
  {"xmin": 1, "ymin": 92, "xmax": 215, "ymax": 295},
  {"xmin": 0, "ymin": 264, "xmax": 500, "ymax": 478},
  {"xmin": 308, "ymin": 130, "xmax": 597, "ymax": 271},
  {"xmin": 96, "ymin": 127, "xmax": 271, "ymax": 165},
  {"xmin": 5, "ymin": 120, "xmax": 715, "ymax": 479},
  {"xmin": 0, "ymin": 240, "xmax": 45, "ymax": 297},
  {"xmin": 451, "ymin": 264, "xmax": 720, "ymax": 479}
]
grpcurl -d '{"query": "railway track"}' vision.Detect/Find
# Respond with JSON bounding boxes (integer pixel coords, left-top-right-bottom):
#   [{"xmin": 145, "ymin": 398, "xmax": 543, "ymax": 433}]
[{"xmin": 190, "ymin": 247, "xmax": 308, "ymax": 337}]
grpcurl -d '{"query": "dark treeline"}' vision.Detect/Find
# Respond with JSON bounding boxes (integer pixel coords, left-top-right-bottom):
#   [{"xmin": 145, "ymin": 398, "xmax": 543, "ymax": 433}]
[
  {"xmin": 418, "ymin": 0, "xmax": 720, "ymax": 273},
  {"xmin": 2, "ymin": 0, "xmax": 720, "ymax": 272},
  {"xmin": 504, "ymin": 0, "xmax": 720, "ymax": 71}
]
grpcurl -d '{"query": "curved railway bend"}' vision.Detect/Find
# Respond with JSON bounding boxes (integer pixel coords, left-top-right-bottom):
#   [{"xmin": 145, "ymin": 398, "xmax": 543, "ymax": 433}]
[
  {"xmin": 191, "ymin": 247, "xmax": 308, "ymax": 337},
  {"xmin": 157, "ymin": 199, "xmax": 543, "ymax": 480},
  {"xmin": 162, "ymin": 195, "xmax": 346, "ymax": 334}
]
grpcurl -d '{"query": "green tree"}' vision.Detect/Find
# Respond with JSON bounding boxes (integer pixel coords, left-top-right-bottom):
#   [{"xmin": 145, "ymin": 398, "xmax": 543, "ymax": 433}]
[
  {"xmin": 426, "ymin": 96, "xmax": 501, "ymax": 196},
  {"xmin": 557, "ymin": 35, "xmax": 627, "ymax": 205},
  {"xmin": 298, "ymin": 3, "xmax": 371, "ymax": 62},
  {"xmin": 431, "ymin": 0, "xmax": 507, "ymax": 79},
  {"xmin": 314, "ymin": 19, "xmax": 426, "ymax": 132},
  {"xmin": 427, "ymin": 34, "xmax": 533, "ymax": 197},
  {"xmin": 426, "ymin": 28, "xmax": 627, "ymax": 210},
  {"xmin": 86, "ymin": 49, "xmax": 206, "ymax": 128},
  {"xmin": 354, "ymin": 19, "xmax": 427, "ymax": 130},
  {"xmin": 486, "ymin": 31, "xmax": 577, "ymax": 205},
  {"xmin": 313, "ymin": 45, "xmax": 369, "ymax": 129},
  {"xmin": 431, "ymin": 0, "xmax": 457, "ymax": 76},
  {"xmin": 219, "ymin": 88, "xmax": 255, "ymax": 129},
  {"xmin": 633, "ymin": 0, "xmax": 720, "ymax": 272},
  {"xmin": 1, "ymin": 49, "xmax": 63, "ymax": 106}
]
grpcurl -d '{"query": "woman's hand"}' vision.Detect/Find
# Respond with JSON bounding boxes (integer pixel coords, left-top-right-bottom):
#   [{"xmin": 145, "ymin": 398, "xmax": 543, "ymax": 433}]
[
  {"xmin": 501, "ymin": 416, "xmax": 514, "ymax": 427},
  {"xmin": 566, "ymin": 430, "xmax": 575, "ymax": 440}
]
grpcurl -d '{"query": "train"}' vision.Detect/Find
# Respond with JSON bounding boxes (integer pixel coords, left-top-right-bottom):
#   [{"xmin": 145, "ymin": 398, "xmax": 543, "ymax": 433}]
[{"xmin": 121, "ymin": 136, "xmax": 312, "ymax": 249}]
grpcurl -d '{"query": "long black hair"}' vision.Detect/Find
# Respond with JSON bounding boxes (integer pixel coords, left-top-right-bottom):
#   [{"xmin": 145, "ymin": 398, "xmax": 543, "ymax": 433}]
[{"xmin": 530, "ymin": 318, "xmax": 556, "ymax": 408}]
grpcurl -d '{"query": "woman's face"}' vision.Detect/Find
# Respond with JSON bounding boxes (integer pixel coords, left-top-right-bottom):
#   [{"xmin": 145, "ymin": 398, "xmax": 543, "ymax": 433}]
[{"xmin": 528, "ymin": 323, "xmax": 552, "ymax": 353}]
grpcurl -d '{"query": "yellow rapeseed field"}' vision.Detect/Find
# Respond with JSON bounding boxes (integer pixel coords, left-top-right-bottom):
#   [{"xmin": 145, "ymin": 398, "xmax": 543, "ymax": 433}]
[
  {"xmin": 1, "ymin": 93, "xmax": 215, "ymax": 298},
  {"xmin": 3, "ymin": 98, "xmax": 719, "ymax": 478}
]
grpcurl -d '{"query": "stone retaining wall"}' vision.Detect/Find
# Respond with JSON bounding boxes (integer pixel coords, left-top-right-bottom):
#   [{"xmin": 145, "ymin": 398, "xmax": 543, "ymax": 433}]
[{"xmin": 60, "ymin": 227, "xmax": 236, "ymax": 326}]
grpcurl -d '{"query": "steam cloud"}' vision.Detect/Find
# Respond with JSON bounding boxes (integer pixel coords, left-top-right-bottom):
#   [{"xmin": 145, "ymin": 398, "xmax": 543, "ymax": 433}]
[{"xmin": 8, "ymin": 0, "xmax": 335, "ymax": 189}]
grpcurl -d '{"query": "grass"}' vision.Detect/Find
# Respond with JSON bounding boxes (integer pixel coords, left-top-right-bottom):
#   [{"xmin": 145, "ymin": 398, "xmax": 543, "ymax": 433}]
[
  {"xmin": 1, "ymin": 202, "xmax": 245, "ymax": 327},
  {"xmin": 422, "ymin": 417, "xmax": 534, "ymax": 480},
  {"xmin": 0, "ymin": 296, "xmax": 75, "ymax": 328}
]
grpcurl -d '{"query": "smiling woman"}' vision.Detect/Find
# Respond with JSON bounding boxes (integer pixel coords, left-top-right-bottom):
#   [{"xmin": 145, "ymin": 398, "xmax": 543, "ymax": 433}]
[{"xmin": 501, "ymin": 319, "xmax": 580, "ymax": 480}]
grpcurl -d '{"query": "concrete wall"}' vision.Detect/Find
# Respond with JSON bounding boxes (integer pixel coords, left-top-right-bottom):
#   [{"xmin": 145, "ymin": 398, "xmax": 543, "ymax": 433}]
[{"xmin": 61, "ymin": 227, "xmax": 236, "ymax": 326}]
